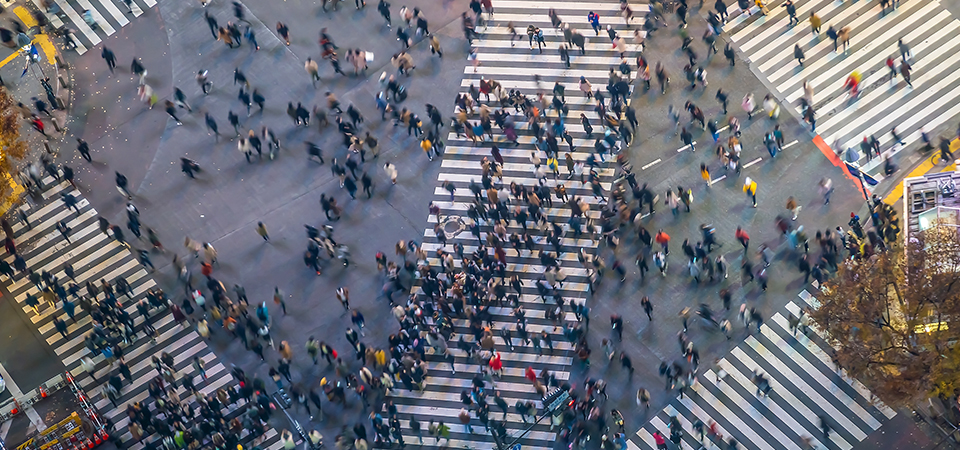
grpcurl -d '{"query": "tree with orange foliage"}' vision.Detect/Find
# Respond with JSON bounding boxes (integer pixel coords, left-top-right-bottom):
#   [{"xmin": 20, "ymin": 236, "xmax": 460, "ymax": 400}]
[
  {"xmin": 0, "ymin": 86, "xmax": 28, "ymax": 202},
  {"xmin": 810, "ymin": 226, "xmax": 960, "ymax": 408}
]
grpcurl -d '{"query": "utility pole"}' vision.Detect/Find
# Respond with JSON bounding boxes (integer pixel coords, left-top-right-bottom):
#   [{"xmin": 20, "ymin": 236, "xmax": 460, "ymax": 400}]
[{"xmin": 496, "ymin": 388, "xmax": 572, "ymax": 450}]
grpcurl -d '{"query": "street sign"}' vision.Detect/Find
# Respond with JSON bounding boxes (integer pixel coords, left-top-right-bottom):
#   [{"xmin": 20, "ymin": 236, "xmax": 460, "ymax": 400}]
[
  {"xmin": 511, "ymin": 444, "xmax": 521, "ymax": 450},
  {"xmin": 844, "ymin": 162, "xmax": 878, "ymax": 186},
  {"xmin": 543, "ymin": 388, "xmax": 570, "ymax": 413}
]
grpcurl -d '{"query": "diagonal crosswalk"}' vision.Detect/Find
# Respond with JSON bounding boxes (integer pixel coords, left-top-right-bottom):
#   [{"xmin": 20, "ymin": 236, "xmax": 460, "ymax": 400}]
[
  {"xmin": 0, "ymin": 179, "xmax": 282, "ymax": 450},
  {"xmin": 631, "ymin": 290, "xmax": 896, "ymax": 450},
  {"xmin": 28, "ymin": 0, "xmax": 157, "ymax": 55},
  {"xmin": 722, "ymin": 0, "xmax": 960, "ymax": 179},
  {"xmin": 386, "ymin": 0, "xmax": 644, "ymax": 447}
]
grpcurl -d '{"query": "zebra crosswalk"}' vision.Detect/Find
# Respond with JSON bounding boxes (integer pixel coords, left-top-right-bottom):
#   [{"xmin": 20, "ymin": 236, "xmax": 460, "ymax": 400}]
[
  {"xmin": 386, "ymin": 0, "xmax": 641, "ymax": 447},
  {"xmin": 26, "ymin": 0, "xmax": 157, "ymax": 55},
  {"xmin": 0, "ymin": 179, "xmax": 281, "ymax": 450},
  {"xmin": 723, "ymin": 0, "xmax": 960, "ymax": 179},
  {"xmin": 631, "ymin": 290, "xmax": 896, "ymax": 450}
]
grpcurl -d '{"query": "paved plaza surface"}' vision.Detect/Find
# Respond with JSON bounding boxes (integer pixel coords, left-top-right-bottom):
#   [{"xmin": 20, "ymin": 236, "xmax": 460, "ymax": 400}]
[{"xmin": 1, "ymin": 0, "xmax": 957, "ymax": 447}]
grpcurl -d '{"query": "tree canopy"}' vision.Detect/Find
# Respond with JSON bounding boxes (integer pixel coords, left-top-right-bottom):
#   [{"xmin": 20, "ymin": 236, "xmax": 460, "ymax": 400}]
[
  {"xmin": 810, "ymin": 226, "xmax": 960, "ymax": 408},
  {"xmin": 0, "ymin": 86, "xmax": 28, "ymax": 203}
]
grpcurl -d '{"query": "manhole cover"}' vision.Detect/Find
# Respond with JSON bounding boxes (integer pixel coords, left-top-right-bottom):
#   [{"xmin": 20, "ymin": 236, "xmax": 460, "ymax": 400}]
[{"xmin": 442, "ymin": 215, "xmax": 466, "ymax": 237}]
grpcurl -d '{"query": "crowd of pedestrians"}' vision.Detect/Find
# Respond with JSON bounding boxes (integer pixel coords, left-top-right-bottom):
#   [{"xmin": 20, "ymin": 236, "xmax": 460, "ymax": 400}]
[{"xmin": 3, "ymin": 0, "xmax": 915, "ymax": 447}]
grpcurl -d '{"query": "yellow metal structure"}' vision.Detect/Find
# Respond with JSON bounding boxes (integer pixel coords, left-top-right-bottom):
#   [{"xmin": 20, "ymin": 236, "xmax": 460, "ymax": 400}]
[{"xmin": 15, "ymin": 412, "xmax": 83, "ymax": 450}]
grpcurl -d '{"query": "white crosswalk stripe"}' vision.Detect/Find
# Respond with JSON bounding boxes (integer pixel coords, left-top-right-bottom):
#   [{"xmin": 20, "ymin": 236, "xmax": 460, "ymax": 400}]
[
  {"xmin": 0, "ymin": 179, "xmax": 280, "ymax": 449},
  {"xmin": 723, "ymin": 0, "xmax": 960, "ymax": 178},
  {"xmin": 32, "ymin": 0, "xmax": 156, "ymax": 55},
  {"xmin": 387, "ymin": 0, "xmax": 638, "ymax": 447},
  {"xmin": 631, "ymin": 290, "xmax": 895, "ymax": 450}
]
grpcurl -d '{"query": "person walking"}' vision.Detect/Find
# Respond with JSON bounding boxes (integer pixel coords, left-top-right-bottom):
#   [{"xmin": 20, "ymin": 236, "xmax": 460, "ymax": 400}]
[
  {"xmin": 273, "ymin": 287, "xmax": 288, "ymax": 315},
  {"xmin": 384, "ymin": 162, "xmax": 398, "ymax": 184},
  {"xmin": 837, "ymin": 26, "xmax": 851, "ymax": 51},
  {"xmin": 680, "ymin": 127, "xmax": 695, "ymax": 152},
  {"xmin": 197, "ymin": 69, "xmax": 213, "ymax": 94},
  {"xmin": 344, "ymin": 176, "xmax": 358, "ymax": 198},
  {"xmin": 173, "ymin": 87, "xmax": 192, "ymax": 112},
  {"xmin": 205, "ymin": 113, "xmax": 220, "ymax": 141},
  {"xmin": 794, "ymin": 44, "xmax": 805, "ymax": 66},
  {"xmin": 458, "ymin": 408, "xmax": 473, "ymax": 434},
  {"xmin": 653, "ymin": 431, "xmax": 668, "ymax": 450},
  {"xmin": 588, "ymin": 11, "xmax": 601, "ymax": 35},
  {"xmin": 244, "ymin": 25, "xmax": 260, "ymax": 50},
  {"xmin": 101, "ymin": 47, "xmax": 116, "ymax": 73},
  {"xmin": 276, "ymin": 22, "xmax": 291, "ymax": 45},
  {"xmin": 305, "ymin": 58, "xmax": 321, "ymax": 87},
  {"xmin": 898, "ymin": 38, "xmax": 912, "ymax": 61},
  {"xmin": 250, "ymin": 88, "xmax": 266, "ymax": 114},
  {"xmin": 735, "ymin": 226, "xmax": 750, "ymax": 251},
  {"xmin": 336, "ymin": 286, "xmax": 350, "ymax": 310},
  {"xmin": 361, "ymin": 172, "xmax": 374, "ymax": 198},
  {"xmin": 238, "ymin": 88, "xmax": 253, "ymax": 115},
  {"xmin": 885, "ymin": 56, "xmax": 898, "ymax": 81},
  {"xmin": 204, "ymin": 10, "xmax": 218, "ymax": 38},
  {"xmin": 31, "ymin": 115, "xmax": 47, "ymax": 138},
  {"xmin": 655, "ymin": 229, "xmax": 670, "ymax": 254},
  {"xmin": 238, "ymin": 137, "xmax": 253, "ymax": 162},
  {"xmin": 202, "ymin": 242, "xmax": 218, "ymax": 265},
  {"xmin": 818, "ymin": 177, "xmax": 833, "ymax": 204},
  {"xmin": 901, "ymin": 61, "xmax": 912, "ymax": 87},
  {"xmin": 378, "ymin": 0, "xmax": 392, "ymax": 26},
  {"xmin": 56, "ymin": 220, "xmax": 72, "ymax": 243},
  {"xmin": 700, "ymin": 163, "xmax": 711, "ymax": 186},
  {"xmin": 655, "ymin": 62, "xmax": 669, "ymax": 94},
  {"xmin": 715, "ymin": 88, "xmax": 728, "ymax": 114},
  {"xmin": 786, "ymin": 196, "xmax": 800, "ymax": 220},
  {"xmin": 115, "ymin": 171, "xmax": 131, "ymax": 199},
  {"xmin": 783, "ymin": 0, "xmax": 798, "ymax": 25},
  {"xmin": 130, "ymin": 58, "xmax": 147, "ymax": 83},
  {"xmin": 742, "ymin": 93, "xmax": 755, "ymax": 119},
  {"xmin": 164, "ymin": 101, "xmax": 183, "ymax": 125},
  {"xmin": 809, "ymin": 12, "xmax": 821, "ymax": 34},
  {"xmin": 430, "ymin": 35, "xmax": 443, "ymax": 58},
  {"xmin": 256, "ymin": 222, "xmax": 270, "ymax": 241},
  {"xmin": 76, "ymin": 138, "xmax": 92, "ymax": 162}
]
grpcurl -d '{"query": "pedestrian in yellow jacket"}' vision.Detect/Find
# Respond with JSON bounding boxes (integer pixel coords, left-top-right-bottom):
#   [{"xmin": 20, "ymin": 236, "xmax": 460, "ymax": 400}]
[{"xmin": 809, "ymin": 12, "xmax": 821, "ymax": 33}]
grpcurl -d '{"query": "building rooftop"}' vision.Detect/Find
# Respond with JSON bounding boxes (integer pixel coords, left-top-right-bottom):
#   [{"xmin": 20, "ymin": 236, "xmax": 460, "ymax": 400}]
[{"xmin": 903, "ymin": 171, "xmax": 960, "ymax": 236}]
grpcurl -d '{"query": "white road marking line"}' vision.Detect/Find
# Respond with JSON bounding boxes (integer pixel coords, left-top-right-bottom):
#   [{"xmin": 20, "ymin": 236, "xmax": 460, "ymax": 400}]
[{"xmin": 743, "ymin": 157, "xmax": 763, "ymax": 168}]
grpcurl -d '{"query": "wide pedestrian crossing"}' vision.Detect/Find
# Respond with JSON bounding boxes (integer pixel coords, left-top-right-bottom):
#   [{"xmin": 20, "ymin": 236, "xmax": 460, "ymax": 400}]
[
  {"xmin": 387, "ymin": 0, "xmax": 641, "ymax": 447},
  {"xmin": 27, "ymin": 0, "xmax": 157, "ymax": 55},
  {"xmin": 631, "ymin": 290, "xmax": 896, "ymax": 450},
  {"xmin": 723, "ymin": 0, "xmax": 960, "ymax": 179},
  {"xmin": 0, "ymin": 179, "xmax": 281, "ymax": 450}
]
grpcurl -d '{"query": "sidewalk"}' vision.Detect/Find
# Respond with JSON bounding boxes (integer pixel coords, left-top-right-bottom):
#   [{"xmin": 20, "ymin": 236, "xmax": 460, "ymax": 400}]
[{"xmin": 0, "ymin": 0, "xmax": 74, "ymax": 212}]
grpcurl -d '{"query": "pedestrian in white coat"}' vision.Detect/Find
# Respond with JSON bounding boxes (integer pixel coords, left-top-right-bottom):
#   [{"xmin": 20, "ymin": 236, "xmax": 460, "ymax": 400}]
[
  {"xmin": 238, "ymin": 137, "xmax": 253, "ymax": 163},
  {"xmin": 202, "ymin": 242, "xmax": 218, "ymax": 265},
  {"xmin": 742, "ymin": 93, "xmax": 755, "ymax": 119},
  {"xmin": 383, "ymin": 162, "xmax": 398, "ymax": 184}
]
